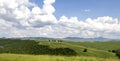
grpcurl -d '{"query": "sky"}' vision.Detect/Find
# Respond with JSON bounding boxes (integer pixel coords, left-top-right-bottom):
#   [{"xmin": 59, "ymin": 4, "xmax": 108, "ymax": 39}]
[
  {"xmin": 0, "ymin": 0, "xmax": 120, "ymax": 39},
  {"xmin": 30, "ymin": 0, "xmax": 120, "ymax": 20}
]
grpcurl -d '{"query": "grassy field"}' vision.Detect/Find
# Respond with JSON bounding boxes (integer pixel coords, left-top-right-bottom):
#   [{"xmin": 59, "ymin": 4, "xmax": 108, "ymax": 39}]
[
  {"xmin": 68, "ymin": 41, "xmax": 120, "ymax": 51},
  {"xmin": 0, "ymin": 54, "xmax": 119, "ymax": 61},
  {"xmin": 39, "ymin": 40, "xmax": 120, "ymax": 51},
  {"xmin": 0, "ymin": 39, "xmax": 120, "ymax": 61},
  {"xmin": 38, "ymin": 41, "xmax": 119, "ymax": 58}
]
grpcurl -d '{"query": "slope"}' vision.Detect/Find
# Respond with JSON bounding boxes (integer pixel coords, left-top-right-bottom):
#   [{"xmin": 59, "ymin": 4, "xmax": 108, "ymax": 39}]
[{"xmin": 38, "ymin": 41, "xmax": 116, "ymax": 58}]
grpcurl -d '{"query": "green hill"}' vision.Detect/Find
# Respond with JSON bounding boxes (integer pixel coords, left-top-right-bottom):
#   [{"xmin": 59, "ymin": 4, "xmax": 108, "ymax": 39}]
[
  {"xmin": 68, "ymin": 41, "xmax": 120, "ymax": 51},
  {"xmin": 38, "ymin": 40, "xmax": 119, "ymax": 58},
  {"xmin": 0, "ymin": 38, "xmax": 120, "ymax": 58}
]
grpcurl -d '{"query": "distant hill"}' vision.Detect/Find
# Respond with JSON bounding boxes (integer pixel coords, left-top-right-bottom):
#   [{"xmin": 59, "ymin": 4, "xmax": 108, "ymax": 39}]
[
  {"xmin": 11, "ymin": 37, "xmax": 55, "ymax": 40},
  {"xmin": 2, "ymin": 37, "xmax": 120, "ymax": 41},
  {"xmin": 63, "ymin": 37, "xmax": 118, "ymax": 41},
  {"xmin": 22, "ymin": 37, "xmax": 54, "ymax": 40}
]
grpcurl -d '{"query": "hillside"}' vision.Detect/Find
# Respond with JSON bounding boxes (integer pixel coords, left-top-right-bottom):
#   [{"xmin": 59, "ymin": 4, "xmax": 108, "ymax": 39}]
[
  {"xmin": 68, "ymin": 41, "xmax": 120, "ymax": 51},
  {"xmin": 0, "ymin": 38, "xmax": 120, "ymax": 58},
  {"xmin": 38, "ymin": 40, "xmax": 119, "ymax": 58}
]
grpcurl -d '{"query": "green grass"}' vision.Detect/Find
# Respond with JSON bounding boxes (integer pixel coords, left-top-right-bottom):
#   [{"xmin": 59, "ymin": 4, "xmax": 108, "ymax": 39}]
[
  {"xmin": 68, "ymin": 41, "xmax": 120, "ymax": 51},
  {"xmin": 38, "ymin": 41, "xmax": 117, "ymax": 58},
  {"xmin": 0, "ymin": 54, "xmax": 119, "ymax": 61},
  {"xmin": 0, "ymin": 39, "xmax": 120, "ymax": 61}
]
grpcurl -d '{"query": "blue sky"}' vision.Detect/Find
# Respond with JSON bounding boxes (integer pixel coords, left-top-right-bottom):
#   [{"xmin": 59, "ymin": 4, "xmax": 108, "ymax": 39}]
[
  {"xmin": 0, "ymin": 0, "xmax": 120, "ymax": 39},
  {"xmin": 30, "ymin": 0, "xmax": 120, "ymax": 20}
]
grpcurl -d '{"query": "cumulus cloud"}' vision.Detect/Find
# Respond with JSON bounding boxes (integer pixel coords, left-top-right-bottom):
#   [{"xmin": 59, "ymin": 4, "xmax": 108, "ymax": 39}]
[
  {"xmin": 43, "ymin": 0, "xmax": 55, "ymax": 14},
  {"xmin": 58, "ymin": 16, "xmax": 120, "ymax": 38},
  {"xmin": 0, "ymin": 0, "xmax": 120, "ymax": 39}
]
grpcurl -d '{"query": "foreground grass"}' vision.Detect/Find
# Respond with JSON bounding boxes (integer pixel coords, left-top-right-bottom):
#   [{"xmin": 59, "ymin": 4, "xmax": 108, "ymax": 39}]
[{"xmin": 0, "ymin": 54, "xmax": 119, "ymax": 61}]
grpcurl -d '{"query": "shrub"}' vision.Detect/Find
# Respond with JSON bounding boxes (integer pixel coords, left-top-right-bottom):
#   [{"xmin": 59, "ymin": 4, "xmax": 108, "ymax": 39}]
[
  {"xmin": 83, "ymin": 48, "xmax": 87, "ymax": 52},
  {"xmin": 115, "ymin": 49, "xmax": 120, "ymax": 58},
  {"xmin": 111, "ymin": 49, "xmax": 120, "ymax": 58},
  {"xmin": 111, "ymin": 50, "xmax": 116, "ymax": 53}
]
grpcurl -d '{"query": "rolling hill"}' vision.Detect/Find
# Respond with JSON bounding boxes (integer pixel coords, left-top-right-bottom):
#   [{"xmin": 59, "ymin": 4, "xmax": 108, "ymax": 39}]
[
  {"xmin": 38, "ymin": 40, "xmax": 120, "ymax": 58},
  {"xmin": 0, "ymin": 38, "xmax": 120, "ymax": 59}
]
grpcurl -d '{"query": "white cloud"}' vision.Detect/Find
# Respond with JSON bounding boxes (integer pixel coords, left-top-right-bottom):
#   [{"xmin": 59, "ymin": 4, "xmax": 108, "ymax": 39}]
[
  {"xmin": 0, "ymin": 0, "xmax": 120, "ymax": 39},
  {"xmin": 32, "ymin": 7, "xmax": 42, "ymax": 15},
  {"xmin": 43, "ymin": 0, "xmax": 55, "ymax": 5},
  {"xmin": 43, "ymin": 0, "xmax": 55, "ymax": 14},
  {"xmin": 58, "ymin": 16, "xmax": 120, "ymax": 38},
  {"xmin": 84, "ymin": 9, "xmax": 91, "ymax": 12}
]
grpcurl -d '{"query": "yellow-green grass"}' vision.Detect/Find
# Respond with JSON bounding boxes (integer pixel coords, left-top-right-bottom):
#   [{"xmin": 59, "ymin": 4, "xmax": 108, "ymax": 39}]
[{"xmin": 0, "ymin": 54, "xmax": 119, "ymax": 61}]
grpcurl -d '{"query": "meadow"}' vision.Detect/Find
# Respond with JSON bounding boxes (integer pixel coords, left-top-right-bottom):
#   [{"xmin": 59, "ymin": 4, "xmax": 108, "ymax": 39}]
[
  {"xmin": 0, "ymin": 38, "xmax": 120, "ymax": 61},
  {"xmin": 38, "ymin": 40, "xmax": 120, "ymax": 58},
  {"xmin": 0, "ymin": 54, "xmax": 119, "ymax": 61}
]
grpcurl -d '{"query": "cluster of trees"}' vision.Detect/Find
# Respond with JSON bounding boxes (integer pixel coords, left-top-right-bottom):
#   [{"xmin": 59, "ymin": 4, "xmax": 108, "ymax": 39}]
[
  {"xmin": 112, "ymin": 50, "xmax": 120, "ymax": 58},
  {"xmin": 108, "ymin": 49, "xmax": 120, "ymax": 58},
  {"xmin": 48, "ymin": 40, "xmax": 63, "ymax": 43},
  {"xmin": 0, "ymin": 38, "xmax": 77, "ymax": 56}
]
